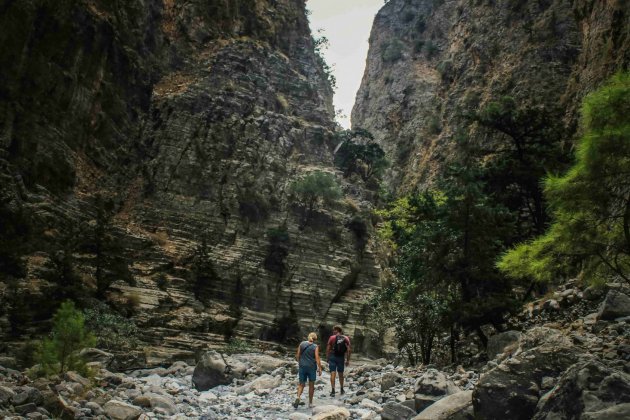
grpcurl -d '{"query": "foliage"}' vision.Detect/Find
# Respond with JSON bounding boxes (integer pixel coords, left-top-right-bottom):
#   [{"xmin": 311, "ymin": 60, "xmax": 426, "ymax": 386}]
[
  {"xmin": 84, "ymin": 302, "xmax": 140, "ymax": 351},
  {"xmin": 372, "ymin": 289, "xmax": 449, "ymax": 365},
  {"xmin": 313, "ymin": 31, "xmax": 337, "ymax": 91},
  {"xmin": 264, "ymin": 227, "xmax": 291, "ymax": 276},
  {"xmin": 472, "ymin": 96, "xmax": 567, "ymax": 237},
  {"xmin": 290, "ymin": 170, "xmax": 342, "ymax": 227},
  {"xmin": 190, "ymin": 233, "xmax": 219, "ymax": 300},
  {"xmin": 374, "ymin": 143, "xmax": 517, "ymax": 360},
  {"xmin": 35, "ymin": 301, "xmax": 96, "ymax": 376},
  {"xmin": 89, "ymin": 195, "xmax": 133, "ymax": 298},
  {"xmin": 382, "ymin": 39, "xmax": 404, "ymax": 63},
  {"xmin": 0, "ymin": 190, "xmax": 28, "ymax": 278},
  {"xmin": 334, "ymin": 129, "xmax": 387, "ymax": 182},
  {"xmin": 154, "ymin": 272, "xmax": 169, "ymax": 290},
  {"xmin": 221, "ymin": 338, "xmax": 252, "ymax": 355},
  {"xmin": 498, "ymin": 73, "xmax": 630, "ymax": 285}
]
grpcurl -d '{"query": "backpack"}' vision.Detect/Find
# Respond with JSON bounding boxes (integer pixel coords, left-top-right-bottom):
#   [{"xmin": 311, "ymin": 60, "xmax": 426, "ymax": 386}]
[{"xmin": 332, "ymin": 335, "xmax": 348, "ymax": 356}]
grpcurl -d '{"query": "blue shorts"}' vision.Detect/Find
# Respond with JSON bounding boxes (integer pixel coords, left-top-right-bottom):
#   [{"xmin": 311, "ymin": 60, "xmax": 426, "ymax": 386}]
[
  {"xmin": 298, "ymin": 366, "xmax": 316, "ymax": 384},
  {"xmin": 328, "ymin": 355, "xmax": 345, "ymax": 373}
]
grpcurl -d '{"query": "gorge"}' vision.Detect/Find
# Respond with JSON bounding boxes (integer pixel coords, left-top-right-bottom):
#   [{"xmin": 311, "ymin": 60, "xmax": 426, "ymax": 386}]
[{"xmin": 1, "ymin": 0, "xmax": 629, "ymax": 419}]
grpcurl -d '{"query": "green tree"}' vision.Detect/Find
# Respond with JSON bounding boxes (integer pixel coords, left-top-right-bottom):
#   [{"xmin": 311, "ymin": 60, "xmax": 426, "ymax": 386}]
[
  {"xmin": 190, "ymin": 233, "xmax": 219, "ymax": 300},
  {"xmin": 35, "ymin": 300, "xmax": 96, "ymax": 375},
  {"xmin": 498, "ymin": 73, "xmax": 630, "ymax": 285},
  {"xmin": 290, "ymin": 170, "xmax": 342, "ymax": 227},
  {"xmin": 375, "ymin": 144, "xmax": 516, "ymax": 357},
  {"xmin": 472, "ymin": 96, "xmax": 567, "ymax": 237},
  {"xmin": 335, "ymin": 129, "xmax": 387, "ymax": 182},
  {"xmin": 89, "ymin": 195, "xmax": 133, "ymax": 298}
]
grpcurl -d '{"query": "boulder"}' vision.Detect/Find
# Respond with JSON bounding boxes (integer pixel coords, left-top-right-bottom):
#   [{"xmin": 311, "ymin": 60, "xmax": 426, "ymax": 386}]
[
  {"xmin": 487, "ymin": 331, "xmax": 521, "ymax": 360},
  {"xmin": 415, "ymin": 369, "xmax": 460, "ymax": 396},
  {"xmin": 360, "ymin": 398, "xmax": 383, "ymax": 413},
  {"xmin": 312, "ymin": 406, "xmax": 351, "ymax": 420},
  {"xmin": 473, "ymin": 327, "xmax": 587, "ymax": 420},
  {"xmin": 381, "ymin": 372, "xmax": 403, "ymax": 392},
  {"xmin": 192, "ymin": 351, "xmax": 246, "ymax": 391},
  {"xmin": 0, "ymin": 385, "xmax": 15, "ymax": 406},
  {"xmin": 598, "ymin": 290, "xmax": 630, "ymax": 320},
  {"xmin": 64, "ymin": 371, "xmax": 91, "ymax": 388},
  {"xmin": 232, "ymin": 354, "xmax": 289, "ymax": 375},
  {"xmin": 133, "ymin": 393, "xmax": 177, "ymax": 416},
  {"xmin": 103, "ymin": 400, "xmax": 142, "ymax": 420},
  {"xmin": 414, "ymin": 369, "xmax": 459, "ymax": 411},
  {"xmin": 235, "ymin": 374, "xmax": 282, "ymax": 395},
  {"xmin": 413, "ymin": 390, "xmax": 473, "ymax": 420},
  {"xmin": 382, "ymin": 401, "xmax": 417, "ymax": 420},
  {"xmin": 532, "ymin": 360, "xmax": 630, "ymax": 419},
  {"xmin": 79, "ymin": 348, "xmax": 114, "ymax": 365}
]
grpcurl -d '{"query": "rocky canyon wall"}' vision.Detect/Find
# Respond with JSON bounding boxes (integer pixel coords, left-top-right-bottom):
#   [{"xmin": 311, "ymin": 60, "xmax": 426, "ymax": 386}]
[
  {"xmin": 0, "ymin": 0, "xmax": 382, "ymax": 365},
  {"xmin": 352, "ymin": 0, "xmax": 630, "ymax": 192}
]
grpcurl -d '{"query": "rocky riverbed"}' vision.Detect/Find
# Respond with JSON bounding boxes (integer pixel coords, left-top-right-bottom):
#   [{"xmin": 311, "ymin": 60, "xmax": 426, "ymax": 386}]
[{"xmin": 1, "ymin": 284, "xmax": 629, "ymax": 419}]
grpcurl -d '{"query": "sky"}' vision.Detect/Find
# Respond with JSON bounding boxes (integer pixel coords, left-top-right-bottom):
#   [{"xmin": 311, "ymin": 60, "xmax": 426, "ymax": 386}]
[{"xmin": 307, "ymin": 0, "xmax": 383, "ymax": 128}]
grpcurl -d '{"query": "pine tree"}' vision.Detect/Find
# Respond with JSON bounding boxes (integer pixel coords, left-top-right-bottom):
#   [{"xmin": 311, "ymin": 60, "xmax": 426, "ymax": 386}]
[
  {"xmin": 36, "ymin": 300, "xmax": 96, "ymax": 375},
  {"xmin": 499, "ymin": 73, "xmax": 630, "ymax": 285}
]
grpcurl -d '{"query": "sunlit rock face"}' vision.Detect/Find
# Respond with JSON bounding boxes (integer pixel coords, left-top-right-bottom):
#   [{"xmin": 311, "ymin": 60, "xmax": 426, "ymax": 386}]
[
  {"xmin": 0, "ymin": 0, "xmax": 382, "ymax": 363},
  {"xmin": 352, "ymin": 0, "xmax": 630, "ymax": 193}
]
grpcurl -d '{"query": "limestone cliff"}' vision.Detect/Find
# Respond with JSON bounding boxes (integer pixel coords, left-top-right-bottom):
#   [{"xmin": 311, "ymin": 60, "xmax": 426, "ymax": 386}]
[
  {"xmin": 353, "ymin": 0, "xmax": 630, "ymax": 192},
  {"xmin": 0, "ymin": 0, "xmax": 381, "ymax": 364}
]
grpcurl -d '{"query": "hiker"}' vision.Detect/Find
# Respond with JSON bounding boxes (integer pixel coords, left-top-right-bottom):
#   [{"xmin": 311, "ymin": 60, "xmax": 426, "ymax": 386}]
[
  {"xmin": 294, "ymin": 332, "xmax": 322, "ymax": 409},
  {"xmin": 326, "ymin": 325, "xmax": 351, "ymax": 396}
]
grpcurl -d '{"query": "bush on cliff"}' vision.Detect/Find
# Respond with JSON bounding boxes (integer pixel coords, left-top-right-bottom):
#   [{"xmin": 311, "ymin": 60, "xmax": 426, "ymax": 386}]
[
  {"xmin": 499, "ymin": 73, "xmax": 630, "ymax": 285},
  {"xmin": 290, "ymin": 170, "xmax": 342, "ymax": 227},
  {"xmin": 334, "ymin": 128, "xmax": 387, "ymax": 183}
]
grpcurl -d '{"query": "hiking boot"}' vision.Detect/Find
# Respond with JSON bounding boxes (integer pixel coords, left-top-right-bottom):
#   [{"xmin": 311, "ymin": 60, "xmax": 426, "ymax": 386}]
[
  {"xmin": 293, "ymin": 398, "xmax": 300, "ymax": 409},
  {"xmin": 330, "ymin": 389, "xmax": 335, "ymax": 397},
  {"xmin": 340, "ymin": 388, "xmax": 345, "ymax": 395}
]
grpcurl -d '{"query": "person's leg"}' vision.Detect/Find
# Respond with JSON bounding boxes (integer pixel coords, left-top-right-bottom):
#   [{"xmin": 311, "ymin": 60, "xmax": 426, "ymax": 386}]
[
  {"xmin": 294, "ymin": 368, "xmax": 306, "ymax": 408},
  {"xmin": 339, "ymin": 372, "xmax": 344, "ymax": 394},
  {"xmin": 329, "ymin": 357, "xmax": 337, "ymax": 395},
  {"xmin": 308, "ymin": 381, "xmax": 315, "ymax": 405}
]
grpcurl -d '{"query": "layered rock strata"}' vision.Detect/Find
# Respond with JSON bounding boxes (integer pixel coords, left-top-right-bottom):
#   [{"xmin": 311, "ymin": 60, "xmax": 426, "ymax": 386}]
[
  {"xmin": 0, "ymin": 0, "xmax": 381, "ymax": 363},
  {"xmin": 352, "ymin": 0, "xmax": 630, "ymax": 192}
]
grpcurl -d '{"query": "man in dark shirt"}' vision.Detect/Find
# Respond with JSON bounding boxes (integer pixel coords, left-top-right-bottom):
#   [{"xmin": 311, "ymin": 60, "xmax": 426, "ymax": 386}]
[
  {"xmin": 326, "ymin": 325, "xmax": 351, "ymax": 397},
  {"xmin": 293, "ymin": 332, "xmax": 322, "ymax": 409}
]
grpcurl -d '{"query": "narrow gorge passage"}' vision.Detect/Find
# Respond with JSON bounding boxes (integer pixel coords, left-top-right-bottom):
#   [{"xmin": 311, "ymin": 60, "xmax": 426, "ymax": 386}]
[{"xmin": 1, "ymin": 0, "xmax": 629, "ymax": 419}]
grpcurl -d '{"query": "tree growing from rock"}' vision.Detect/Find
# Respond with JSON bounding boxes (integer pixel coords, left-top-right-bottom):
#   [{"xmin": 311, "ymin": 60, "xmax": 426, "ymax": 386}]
[
  {"xmin": 190, "ymin": 233, "xmax": 219, "ymax": 301},
  {"xmin": 334, "ymin": 128, "xmax": 387, "ymax": 183},
  {"xmin": 499, "ymin": 73, "xmax": 630, "ymax": 286},
  {"xmin": 290, "ymin": 170, "xmax": 342, "ymax": 227}
]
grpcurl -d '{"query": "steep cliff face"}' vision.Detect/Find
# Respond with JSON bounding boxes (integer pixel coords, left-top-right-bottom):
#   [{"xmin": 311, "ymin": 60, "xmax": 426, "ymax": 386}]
[
  {"xmin": 352, "ymin": 0, "xmax": 630, "ymax": 192},
  {"xmin": 0, "ymin": 0, "xmax": 381, "ymax": 363}
]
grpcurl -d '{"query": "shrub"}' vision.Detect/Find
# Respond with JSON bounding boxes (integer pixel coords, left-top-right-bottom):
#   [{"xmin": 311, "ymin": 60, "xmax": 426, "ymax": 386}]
[
  {"xmin": 221, "ymin": 338, "xmax": 252, "ymax": 355},
  {"xmin": 382, "ymin": 39, "xmax": 404, "ymax": 63},
  {"xmin": 425, "ymin": 41, "xmax": 439, "ymax": 59},
  {"xmin": 154, "ymin": 272, "xmax": 169, "ymax": 290},
  {"xmin": 264, "ymin": 227, "xmax": 291, "ymax": 276},
  {"xmin": 35, "ymin": 301, "xmax": 96, "ymax": 376},
  {"xmin": 84, "ymin": 303, "xmax": 140, "ymax": 351},
  {"xmin": 290, "ymin": 170, "xmax": 342, "ymax": 226}
]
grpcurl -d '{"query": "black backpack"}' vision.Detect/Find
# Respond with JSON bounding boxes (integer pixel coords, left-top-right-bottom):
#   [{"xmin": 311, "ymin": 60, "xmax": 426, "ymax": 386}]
[{"xmin": 332, "ymin": 335, "xmax": 348, "ymax": 356}]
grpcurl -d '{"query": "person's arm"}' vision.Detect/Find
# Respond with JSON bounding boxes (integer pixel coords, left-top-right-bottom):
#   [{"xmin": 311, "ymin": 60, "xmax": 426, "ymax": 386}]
[
  {"xmin": 315, "ymin": 346, "xmax": 322, "ymax": 376},
  {"xmin": 346, "ymin": 337, "xmax": 351, "ymax": 366},
  {"xmin": 296, "ymin": 344, "xmax": 301, "ymax": 362},
  {"xmin": 326, "ymin": 337, "xmax": 332, "ymax": 360}
]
